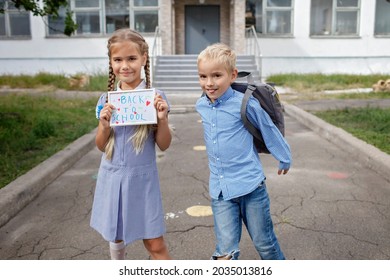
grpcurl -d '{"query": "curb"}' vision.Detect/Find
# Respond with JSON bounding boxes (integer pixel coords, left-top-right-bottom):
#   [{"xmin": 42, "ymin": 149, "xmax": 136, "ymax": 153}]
[
  {"xmin": 284, "ymin": 103, "xmax": 390, "ymax": 183},
  {"xmin": 0, "ymin": 128, "xmax": 97, "ymax": 228},
  {"xmin": 170, "ymin": 105, "xmax": 197, "ymax": 114}
]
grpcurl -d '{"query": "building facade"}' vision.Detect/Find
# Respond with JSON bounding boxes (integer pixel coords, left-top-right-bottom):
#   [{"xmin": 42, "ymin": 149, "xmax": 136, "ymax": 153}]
[{"xmin": 0, "ymin": 0, "xmax": 389, "ymax": 79}]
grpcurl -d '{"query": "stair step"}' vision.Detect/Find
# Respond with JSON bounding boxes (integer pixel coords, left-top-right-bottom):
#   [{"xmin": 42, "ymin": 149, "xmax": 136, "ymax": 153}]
[
  {"xmin": 156, "ymin": 60, "xmax": 256, "ymax": 65},
  {"xmin": 152, "ymin": 55, "xmax": 259, "ymax": 92},
  {"xmin": 153, "ymin": 81, "xmax": 201, "ymax": 86},
  {"xmin": 154, "ymin": 76, "xmax": 199, "ymax": 82},
  {"xmin": 153, "ymin": 86, "xmax": 201, "ymax": 92}
]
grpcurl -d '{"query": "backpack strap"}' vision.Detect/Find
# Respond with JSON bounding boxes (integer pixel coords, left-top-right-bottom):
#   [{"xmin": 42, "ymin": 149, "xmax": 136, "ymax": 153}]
[
  {"xmin": 237, "ymin": 71, "xmax": 255, "ymax": 84},
  {"xmin": 240, "ymin": 85, "xmax": 265, "ymax": 142}
]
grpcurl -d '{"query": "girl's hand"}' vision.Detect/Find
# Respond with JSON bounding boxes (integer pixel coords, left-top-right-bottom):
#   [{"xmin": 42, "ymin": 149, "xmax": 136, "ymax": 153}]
[
  {"xmin": 99, "ymin": 103, "xmax": 115, "ymax": 128},
  {"xmin": 154, "ymin": 94, "xmax": 168, "ymax": 122},
  {"xmin": 154, "ymin": 94, "xmax": 171, "ymax": 151}
]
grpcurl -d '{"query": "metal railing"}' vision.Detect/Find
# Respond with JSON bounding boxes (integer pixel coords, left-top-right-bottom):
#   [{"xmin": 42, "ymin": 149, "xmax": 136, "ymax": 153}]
[
  {"xmin": 245, "ymin": 25, "xmax": 263, "ymax": 81},
  {"xmin": 150, "ymin": 26, "xmax": 161, "ymax": 82}
]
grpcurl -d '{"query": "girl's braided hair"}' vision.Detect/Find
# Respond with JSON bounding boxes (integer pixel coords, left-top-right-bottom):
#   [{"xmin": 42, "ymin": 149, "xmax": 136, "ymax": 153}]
[{"xmin": 105, "ymin": 28, "xmax": 154, "ymax": 159}]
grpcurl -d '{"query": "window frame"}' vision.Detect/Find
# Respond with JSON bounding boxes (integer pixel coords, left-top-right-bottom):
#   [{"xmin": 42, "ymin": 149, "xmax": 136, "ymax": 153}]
[
  {"xmin": 374, "ymin": 0, "xmax": 390, "ymax": 37},
  {"xmin": 310, "ymin": 0, "xmax": 361, "ymax": 38},
  {"xmin": 72, "ymin": 0, "xmax": 103, "ymax": 35},
  {"xmin": 46, "ymin": 0, "xmax": 160, "ymax": 37},
  {"xmin": 130, "ymin": 0, "xmax": 159, "ymax": 32},
  {"xmin": 246, "ymin": 0, "xmax": 295, "ymax": 37},
  {"xmin": 0, "ymin": 0, "xmax": 31, "ymax": 40}
]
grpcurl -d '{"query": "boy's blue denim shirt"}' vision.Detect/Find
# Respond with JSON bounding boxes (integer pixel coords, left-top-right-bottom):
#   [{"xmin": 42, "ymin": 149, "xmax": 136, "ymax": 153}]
[{"xmin": 196, "ymin": 86, "xmax": 291, "ymax": 200}]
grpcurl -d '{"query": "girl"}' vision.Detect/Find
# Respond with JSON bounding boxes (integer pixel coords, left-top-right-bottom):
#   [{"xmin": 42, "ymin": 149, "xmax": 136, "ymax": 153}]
[{"xmin": 90, "ymin": 28, "xmax": 172, "ymax": 260}]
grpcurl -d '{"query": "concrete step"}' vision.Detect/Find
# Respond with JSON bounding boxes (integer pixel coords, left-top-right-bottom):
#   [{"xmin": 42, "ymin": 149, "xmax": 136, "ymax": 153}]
[
  {"xmin": 155, "ymin": 87, "xmax": 201, "ymax": 93},
  {"xmin": 155, "ymin": 55, "xmax": 256, "ymax": 65},
  {"xmin": 155, "ymin": 63, "xmax": 257, "ymax": 70},
  {"xmin": 156, "ymin": 59, "xmax": 256, "ymax": 65},
  {"xmin": 152, "ymin": 55, "xmax": 259, "ymax": 91},
  {"xmin": 154, "ymin": 71, "xmax": 260, "ymax": 78},
  {"xmin": 153, "ymin": 81, "xmax": 201, "ymax": 88},
  {"xmin": 154, "ymin": 70, "xmax": 198, "ymax": 75},
  {"xmin": 154, "ymin": 75, "xmax": 199, "ymax": 82}
]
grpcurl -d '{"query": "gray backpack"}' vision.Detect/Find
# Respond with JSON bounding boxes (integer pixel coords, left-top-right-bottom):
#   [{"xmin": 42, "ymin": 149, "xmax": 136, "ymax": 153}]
[{"xmin": 231, "ymin": 71, "xmax": 285, "ymax": 154}]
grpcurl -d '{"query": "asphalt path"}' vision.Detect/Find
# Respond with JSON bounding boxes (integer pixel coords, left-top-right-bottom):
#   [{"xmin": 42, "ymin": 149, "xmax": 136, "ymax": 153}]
[
  {"xmin": 0, "ymin": 90, "xmax": 390, "ymax": 260},
  {"xmin": 0, "ymin": 99, "xmax": 389, "ymax": 259}
]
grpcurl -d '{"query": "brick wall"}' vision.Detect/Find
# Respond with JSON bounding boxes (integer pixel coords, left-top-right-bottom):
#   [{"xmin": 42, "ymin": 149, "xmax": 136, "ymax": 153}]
[{"xmin": 160, "ymin": 0, "xmax": 245, "ymax": 54}]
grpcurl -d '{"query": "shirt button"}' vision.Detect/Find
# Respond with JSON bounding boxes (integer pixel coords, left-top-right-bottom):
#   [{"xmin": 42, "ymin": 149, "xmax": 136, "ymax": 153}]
[
  {"xmin": 216, "ymin": 157, "xmax": 220, "ymax": 161},
  {"xmin": 213, "ymin": 141, "xmax": 216, "ymax": 144},
  {"xmin": 220, "ymin": 175, "xmax": 224, "ymax": 179},
  {"xmin": 212, "ymin": 124, "xmax": 215, "ymax": 127}
]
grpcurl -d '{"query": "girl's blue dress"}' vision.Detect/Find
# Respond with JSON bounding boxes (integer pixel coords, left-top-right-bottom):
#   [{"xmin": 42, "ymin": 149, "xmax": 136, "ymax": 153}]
[{"xmin": 90, "ymin": 81, "xmax": 168, "ymax": 245}]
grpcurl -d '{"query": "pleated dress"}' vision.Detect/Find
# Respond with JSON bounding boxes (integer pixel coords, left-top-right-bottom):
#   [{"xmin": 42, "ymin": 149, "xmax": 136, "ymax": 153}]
[{"xmin": 90, "ymin": 81, "xmax": 168, "ymax": 245}]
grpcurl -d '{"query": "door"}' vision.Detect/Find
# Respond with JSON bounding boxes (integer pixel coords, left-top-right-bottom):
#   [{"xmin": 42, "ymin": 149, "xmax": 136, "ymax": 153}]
[{"xmin": 185, "ymin": 5, "xmax": 220, "ymax": 54}]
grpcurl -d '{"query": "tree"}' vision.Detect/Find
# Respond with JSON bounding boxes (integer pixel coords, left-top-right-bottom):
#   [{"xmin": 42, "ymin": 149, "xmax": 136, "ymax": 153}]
[{"xmin": 0, "ymin": 0, "xmax": 77, "ymax": 36}]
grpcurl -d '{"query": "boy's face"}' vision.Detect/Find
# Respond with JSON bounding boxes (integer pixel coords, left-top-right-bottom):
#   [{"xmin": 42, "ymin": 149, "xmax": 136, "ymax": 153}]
[{"xmin": 198, "ymin": 59, "xmax": 237, "ymax": 103}]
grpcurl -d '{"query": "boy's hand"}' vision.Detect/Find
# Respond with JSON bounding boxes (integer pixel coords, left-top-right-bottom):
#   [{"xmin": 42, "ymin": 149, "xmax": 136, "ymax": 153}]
[
  {"xmin": 154, "ymin": 94, "xmax": 168, "ymax": 121},
  {"xmin": 278, "ymin": 169, "xmax": 289, "ymax": 175}
]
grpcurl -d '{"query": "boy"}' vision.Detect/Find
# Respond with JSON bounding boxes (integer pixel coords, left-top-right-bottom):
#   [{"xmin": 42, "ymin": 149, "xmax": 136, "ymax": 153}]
[{"xmin": 196, "ymin": 43, "xmax": 291, "ymax": 260}]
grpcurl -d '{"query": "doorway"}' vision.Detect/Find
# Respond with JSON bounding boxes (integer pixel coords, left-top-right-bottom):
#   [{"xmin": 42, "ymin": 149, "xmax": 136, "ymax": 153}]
[{"xmin": 185, "ymin": 5, "xmax": 220, "ymax": 54}]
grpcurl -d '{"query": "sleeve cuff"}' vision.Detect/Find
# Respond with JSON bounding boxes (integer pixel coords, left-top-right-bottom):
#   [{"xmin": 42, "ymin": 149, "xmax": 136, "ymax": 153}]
[{"xmin": 279, "ymin": 161, "xmax": 290, "ymax": 170}]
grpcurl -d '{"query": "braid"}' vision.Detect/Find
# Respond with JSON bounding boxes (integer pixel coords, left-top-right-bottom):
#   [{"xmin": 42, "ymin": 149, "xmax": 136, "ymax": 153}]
[
  {"xmin": 108, "ymin": 66, "xmax": 116, "ymax": 91},
  {"xmin": 104, "ymin": 40, "xmax": 116, "ymax": 160},
  {"xmin": 107, "ymin": 39, "xmax": 116, "ymax": 92},
  {"xmin": 144, "ymin": 56, "xmax": 151, "ymax": 89},
  {"xmin": 105, "ymin": 65, "xmax": 116, "ymax": 160}
]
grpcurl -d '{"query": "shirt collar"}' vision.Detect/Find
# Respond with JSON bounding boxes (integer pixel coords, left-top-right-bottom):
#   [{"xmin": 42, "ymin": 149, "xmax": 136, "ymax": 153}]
[
  {"xmin": 116, "ymin": 80, "xmax": 146, "ymax": 91},
  {"xmin": 207, "ymin": 86, "xmax": 234, "ymax": 106}
]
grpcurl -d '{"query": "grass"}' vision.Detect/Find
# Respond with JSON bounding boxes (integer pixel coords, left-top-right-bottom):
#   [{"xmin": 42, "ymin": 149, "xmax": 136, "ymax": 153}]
[
  {"xmin": 265, "ymin": 74, "xmax": 390, "ymax": 154},
  {"xmin": 0, "ymin": 73, "xmax": 70, "ymax": 90},
  {"xmin": 266, "ymin": 73, "xmax": 390, "ymax": 103},
  {"xmin": 0, "ymin": 72, "xmax": 108, "ymax": 92},
  {"xmin": 267, "ymin": 73, "xmax": 390, "ymax": 93},
  {"xmin": 0, "ymin": 94, "xmax": 97, "ymax": 189},
  {"xmin": 314, "ymin": 107, "xmax": 390, "ymax": 154}
]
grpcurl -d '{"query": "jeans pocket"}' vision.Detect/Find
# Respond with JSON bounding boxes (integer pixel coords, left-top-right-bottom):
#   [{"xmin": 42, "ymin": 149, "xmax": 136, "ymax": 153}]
[{"xmin": 259, "ymin": 180, "xmax": 266, "ymax": 189}]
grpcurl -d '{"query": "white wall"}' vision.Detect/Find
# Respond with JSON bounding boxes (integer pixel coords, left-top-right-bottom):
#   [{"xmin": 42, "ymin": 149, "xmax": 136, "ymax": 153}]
[
  {"xmin": 258, "ymin": 0, "xmax": 390, "ymax": 77},
  {"xmin": 0, "ymin": 0, "xmax": 389, "ymax": 77},
  {"xmin": 0, "ymin": 14, "xmax": 155, "ymax": 75}
]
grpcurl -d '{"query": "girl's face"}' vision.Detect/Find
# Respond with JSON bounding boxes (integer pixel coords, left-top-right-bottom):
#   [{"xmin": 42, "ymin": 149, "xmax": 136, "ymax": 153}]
[
  {"xmin": 198, "ymin": 59, "xmax": 237, "ymax": 103},
  {"xmin": 110, "ymin": 41, "xmax": 147, "ymax": 90}
]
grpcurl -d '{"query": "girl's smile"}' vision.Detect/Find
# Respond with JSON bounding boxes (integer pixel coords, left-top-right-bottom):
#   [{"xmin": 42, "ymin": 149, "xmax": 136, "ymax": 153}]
[{"xmin": 110, "ymin": 41, "xmax": 146, "ymax": 90}]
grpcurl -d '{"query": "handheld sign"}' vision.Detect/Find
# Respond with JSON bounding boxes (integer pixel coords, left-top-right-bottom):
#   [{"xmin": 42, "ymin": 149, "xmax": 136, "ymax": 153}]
[{"xmin": 108, "ymin": 88, "xmax": 157, "ymax": 126}]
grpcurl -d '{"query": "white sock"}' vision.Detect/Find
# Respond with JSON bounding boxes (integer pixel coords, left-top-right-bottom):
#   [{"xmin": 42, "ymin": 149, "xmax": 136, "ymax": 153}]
[{"xmin": 109, "ymin": 241, "xmax": 126, "ymax": 260}]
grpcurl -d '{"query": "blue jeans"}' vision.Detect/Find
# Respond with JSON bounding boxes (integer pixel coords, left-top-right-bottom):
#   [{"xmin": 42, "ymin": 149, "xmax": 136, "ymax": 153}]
[{"xmin": 211, "ymin": 182, "xmax": 285, "ymax": 260}]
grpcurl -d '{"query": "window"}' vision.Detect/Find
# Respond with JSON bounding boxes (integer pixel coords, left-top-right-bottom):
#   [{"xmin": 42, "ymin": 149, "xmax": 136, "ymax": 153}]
[
  {"xmin": 48, "ymin": 0, "xmax": 159, "ymax": 36},
  {"xmin": 245, "ymin": 0, "xmax": 294, "ymax": 36},
  {"xmin": 105, "ymin": 0, "xmax": 129, "ymax": 33},
  {"xmin": 310, "ymin": 0, "xmax": 360, "ymax": 36},
  {"xmin": 74, "ymin": 0, "xmax": 101, "ymax": 35},
  {"xmin": 375, "ymin": 0, "xmax": 390, "ymax": 36},
  {"xmin": 0, "ymin": 0, "xmax": 31, "ymax": 38}
]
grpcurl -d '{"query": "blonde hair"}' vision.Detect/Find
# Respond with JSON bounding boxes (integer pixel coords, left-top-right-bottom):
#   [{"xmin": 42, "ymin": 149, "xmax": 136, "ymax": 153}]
[
  {"xmin": 105, "ymin": 28, "xmax": 154, "ymax": 159},
  {"xmin": 197, "ymin": 43, "xmax": 237, "ymax": 74}
]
